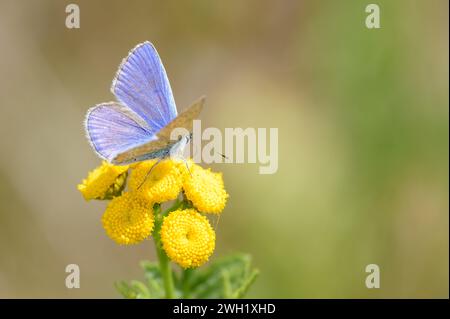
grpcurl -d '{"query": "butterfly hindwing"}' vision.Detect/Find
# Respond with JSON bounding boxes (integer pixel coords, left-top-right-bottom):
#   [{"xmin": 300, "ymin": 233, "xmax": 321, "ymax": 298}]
[{"xmin": 111, "ymin": 42, "xmax": 178, "ymax": 131}]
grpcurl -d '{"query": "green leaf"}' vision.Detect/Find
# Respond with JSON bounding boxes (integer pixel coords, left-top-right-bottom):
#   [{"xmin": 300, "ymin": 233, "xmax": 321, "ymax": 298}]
[
  {"xmin": 114, "ymin": 281, "xmax": 137, "ymax": 299},
  {"xmin": 116, "ymin": 253, "xmax": 258, "ymax": 299},
  {"xmin": 187, "ymin": 253, "xmax": 259, "ymax": 298},
  {"xmin": 221, "ymin": 269, "xmax": 232, "ymax": 298},
  {"xmin": 140, "ymin": 260, "xmax": 164, "ymax": 298},
  {"xmin": 232, "ymin": 269, "xmax": 259, "ymax": 298},
  {"xmin": 130, "ymin": 280, "xmax": 151, "ymax": 299}
]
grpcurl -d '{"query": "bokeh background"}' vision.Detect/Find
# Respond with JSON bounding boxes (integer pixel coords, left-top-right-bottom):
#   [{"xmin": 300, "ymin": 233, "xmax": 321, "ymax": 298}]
[{"xmin": 0, "ymin": 0, "xmax": 448, "ymax": 298}]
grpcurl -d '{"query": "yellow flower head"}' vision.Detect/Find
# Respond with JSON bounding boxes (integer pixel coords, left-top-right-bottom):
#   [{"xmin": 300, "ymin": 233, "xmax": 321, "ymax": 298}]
[
  {"xmin": 102, "ymin": 192, "xmax": 154, "ymax": 245},
  {"xmin": 128, "ymin": 159, "xmax": 182, "ymax": 203},
  {"xmin": 182, "ymin": 163, "xmax": 228, "ymax": 214},
  {"xmin": 160, "ymin": 209, "xmax": 215, "ymax": 268},
  {"xmin": 78, "ymin": 161, "xmax": 129, "ymax": 200}
]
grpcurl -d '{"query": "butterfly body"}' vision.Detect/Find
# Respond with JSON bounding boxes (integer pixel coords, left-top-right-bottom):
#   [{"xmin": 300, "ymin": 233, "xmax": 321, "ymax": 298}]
[
  {"xmin": 84, "ymin": 41, "xmax": 203, "ymax": 165},
  {"xmin": 115, "ymin": 144, "xmax": 172, "ymax": 164}
]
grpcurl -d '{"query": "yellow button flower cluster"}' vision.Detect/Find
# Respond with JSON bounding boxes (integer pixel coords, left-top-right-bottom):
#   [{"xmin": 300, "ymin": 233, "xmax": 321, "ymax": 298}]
[
  {"xmin": 77, "ymin": 161, "xmax": 129, "ymax": 200},
  {"xmin": 78, "ymin": 158, "xmax": 228, "ymax": 268},
  {"xmin": 182, "ymin": 164, "xmax": 228, "ymax": 214},
  {"xmin": 160, "ymin": 209, "xmax": 215, "ymax": 268},
  {"xmin": 102, "ymin": 192, "xmax": 155, "ymax": 245},
  {"xmin": 128, "ymin": 160, "xmax": 183, "ymax": 203}
]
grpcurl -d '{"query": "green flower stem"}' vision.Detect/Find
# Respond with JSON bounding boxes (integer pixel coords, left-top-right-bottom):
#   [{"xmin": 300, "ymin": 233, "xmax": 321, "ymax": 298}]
[
  {"xmin": 164, "ymin": 197, "xmax": 183, "ymax": 215},
  {"xmin": 182, "ymin": 268, "xmax": 193, "ymax": 298},
  {"xmin": 154, "ymin": 238, "xmax": 175, "ymax": 298},
  {"xmin": 153, "ymin": 203, "xmax": 176, "ymax": 299}
]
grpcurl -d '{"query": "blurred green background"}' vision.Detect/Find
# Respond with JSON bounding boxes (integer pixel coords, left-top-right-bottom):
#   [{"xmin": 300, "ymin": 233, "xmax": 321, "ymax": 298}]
[{"xmin": 0, "ymin": 0, "xmax": 448, "ymax": 298}]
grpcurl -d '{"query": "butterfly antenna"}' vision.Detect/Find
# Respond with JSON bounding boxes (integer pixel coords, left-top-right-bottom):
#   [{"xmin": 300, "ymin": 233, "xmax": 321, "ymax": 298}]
[
  {"xmin": 213, "ymin": 151, "xmax": 228, "ymax": 160},
  {"xmin": 137, "ymin": 158, "xmax": 163, "ymax": 190}
]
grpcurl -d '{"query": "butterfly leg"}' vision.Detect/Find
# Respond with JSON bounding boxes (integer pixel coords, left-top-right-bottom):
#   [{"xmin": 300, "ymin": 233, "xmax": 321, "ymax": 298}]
[
  {"xmin": 183, "ymin": 157, "xmax": 193, "ymax": 178},
  {"xmin": 137, "ymin": 157, "xmax": 164, "ymax": 190}
]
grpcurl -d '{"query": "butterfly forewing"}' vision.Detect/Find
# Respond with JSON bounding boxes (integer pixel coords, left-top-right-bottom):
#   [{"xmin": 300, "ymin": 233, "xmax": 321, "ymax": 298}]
[{"xmin": 111, "ymin": 42, "xmax": 178, "ymax": 131}]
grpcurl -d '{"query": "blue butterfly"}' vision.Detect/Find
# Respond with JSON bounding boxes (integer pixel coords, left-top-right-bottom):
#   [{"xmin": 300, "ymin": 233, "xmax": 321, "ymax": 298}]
[{"xmin": 85, "ymin": 41, "xmax": 204, "ymax": 165}]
